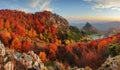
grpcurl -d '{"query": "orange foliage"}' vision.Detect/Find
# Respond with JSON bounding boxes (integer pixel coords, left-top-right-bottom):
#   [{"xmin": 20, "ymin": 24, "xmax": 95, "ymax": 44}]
[
  {"xmin": 0, "ymin": 19, "xmax": 4, "ymax": 30},
  {"xmin": 48, "ymin": 44, "xmax": 57, "ymax": 60},
  {"xmin": 0, "ymin": 31, "xmax": 11, "ymax": 45},
  {"xmin": 5, "ymin": 19, "xmax": 11, "ymax": 31},
  {"xmin": 39, "ymin": 52, "xmax": 48, "ymax": 63},
  {"xmin": 1, "ymin": 9, "xmax": 120, "ymax": 69},
  {"xmin": 10, "ymin": 38, "xmax": 22, "ymax": 51},
  {"xmin": 98, "ymin": 40, "xmax": 108, "ymax": 53},
  {"xmin": 0, "ymin": 9, "xmax": 67, "ymax": 47},
  {"xmin": 28, "ymin": 28, "xmax": 37, "ymax": 37}
]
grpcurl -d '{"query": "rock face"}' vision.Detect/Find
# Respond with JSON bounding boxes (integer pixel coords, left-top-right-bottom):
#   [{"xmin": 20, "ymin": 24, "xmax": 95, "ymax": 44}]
[
  {"xmin": 98, "ymin": 55, "xmax": 120, "ymax": 70},
  {"xmin": 82, "ymin": 22, "xmax": 100, "ymax": 34},
  {"xmin": 71, "ymin": 66, "xmax": 92, "ymax": 70},
  {"xmin": 0, "ymin": 40, "xmax": 46, "ymax": 70},
  {"xmin": 49, "ymin": 13, "xmax": 69, "ymax": 31}
]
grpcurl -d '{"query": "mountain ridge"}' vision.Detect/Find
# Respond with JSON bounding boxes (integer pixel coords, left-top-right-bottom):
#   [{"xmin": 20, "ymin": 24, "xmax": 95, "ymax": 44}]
[{"xmin": 70, "ymin": 21, "xmax": 120, "ymax": 31}]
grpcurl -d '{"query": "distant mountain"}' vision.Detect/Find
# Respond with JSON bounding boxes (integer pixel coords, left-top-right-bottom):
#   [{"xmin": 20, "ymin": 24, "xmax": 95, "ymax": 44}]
[
  {"xmin": 107, "ymin": 28, "xmax": 120, "ymax": 35},
  {"xmin": 70, "ymin": 21, "xmax": 120, "ymax": 31},
  {"xmin": 82, "ymin": 22, "xmax": 102, "ymax": 34},
  {"xmin": 93, "ymin": 22, "xmax": 120, "ymax": 31}
]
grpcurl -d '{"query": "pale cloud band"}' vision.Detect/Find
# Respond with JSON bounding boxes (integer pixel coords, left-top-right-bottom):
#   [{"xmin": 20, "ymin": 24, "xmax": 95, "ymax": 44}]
[
  {"xmin": 28, "ymin": 0, "xmax": 52, "ymax": 11},
  {"xmin": 28, "ymin": 0, "xmax": 40, "ymax": 8},
  {"xmin": 28, "ymin": 0, "xmax": 53, "ymax": 11},
  {"xmin": 84, "ymin": 0, "xmax": 120, "ymax": 11},
  {"xmin": 10, "ymin": 0, "xmax": 53, "ymax": 12}
]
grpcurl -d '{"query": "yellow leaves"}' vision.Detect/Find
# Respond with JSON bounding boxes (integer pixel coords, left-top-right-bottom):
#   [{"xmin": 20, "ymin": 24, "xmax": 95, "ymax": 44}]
[
  {"xmin": 64, "ymin": 40, "xmax": 70, "ymax": 45},
  {"xmin": 28, "ymin": 28, "xmax": 37, "ymax": 37},
  {"xmin": 55, "ymin": 39, "xmax": 61, "ymax": 45},
  {"xmin": 80, "ymin": 37, "xmax": 91, "ymax": 42},
  {"xmin": 39, "ymin": 33, "xmax": 45, "ymax": 40},
  {"xmin": 63, "ymin": 39, "xmax": 75, "ymax": 45},
  {"xmin": 70, "ymin": 39, "xmax": 75, "ymax": 43},
  {"xmin": 39, "ymin": 32, "xmax": 51, "ymax": 43}
]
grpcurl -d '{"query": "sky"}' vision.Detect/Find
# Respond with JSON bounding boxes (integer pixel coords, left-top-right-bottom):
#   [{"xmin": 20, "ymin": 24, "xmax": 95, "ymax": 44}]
[{"xmin": 0, "ymin": 0, "xmax": 120, "ymax": 23}]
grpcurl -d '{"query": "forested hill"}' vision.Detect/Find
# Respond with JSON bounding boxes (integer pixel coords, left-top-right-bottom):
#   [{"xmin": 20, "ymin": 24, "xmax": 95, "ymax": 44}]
[
  {"xmin": 0, "ymin": 9, "xmax": 120, "ymax": 69},
  {"xmin": 0, "ymin": 9, "xmax": 70, "ymax": 49}
]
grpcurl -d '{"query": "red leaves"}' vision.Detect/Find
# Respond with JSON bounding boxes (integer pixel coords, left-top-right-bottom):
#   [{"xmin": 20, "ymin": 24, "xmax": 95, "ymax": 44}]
[
  {"xmin": 22, "ymin": 39, "xmax": 33, "ymax": 52},
  {"xmin": 35, "ymin": 20, "xmax": 45, "ymax": 33},
  {"xmin": 15, "ymin": 24, "xmax": 26, "ymax": 37},
  {"xmin": 98, "ymin": 40, "xmax": 108, "ymax": 53}
]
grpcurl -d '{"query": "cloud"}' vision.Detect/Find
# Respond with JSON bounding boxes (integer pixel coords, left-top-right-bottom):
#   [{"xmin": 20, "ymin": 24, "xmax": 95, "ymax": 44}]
[
  {"xmin": 27, "ymin": 0, "xmax": 53, "ymax": 11},
  {"xmin": 84, "ymin": 0, "xmax": 120, "ymax": 11},
  {"xmin": 40, "ymin": 0, "xmax": 52, "ymax": 11},
  {"xmin": 18, "ymin": 8, "xmax": 29, "ymax": 12},
  {"xmin": 28, "ymin": 0, "xmax": 41, "ymax": 8},
  {"xmin": 111, "ymin": 7, "xmax": 120, "ymax": 11},
  {"xmin": 67, "ymin": 16, "xmax": 120, "ymax": 22}
]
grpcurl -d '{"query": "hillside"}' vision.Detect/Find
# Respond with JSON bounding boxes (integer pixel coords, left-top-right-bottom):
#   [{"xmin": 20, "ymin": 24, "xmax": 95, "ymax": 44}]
[
  {"xmin": 0, "ymin": 9, "xmax": 70, "ymax": 50},
  {"xmin": 0, "ymin": 9, "xmax": 120, "ymax": 70}
]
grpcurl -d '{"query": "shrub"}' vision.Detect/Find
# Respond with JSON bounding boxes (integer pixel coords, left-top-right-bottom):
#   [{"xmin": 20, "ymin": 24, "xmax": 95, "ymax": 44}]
[{"xmin": 108, "ymin": 43, "xmax": 120, "ymax": 57}]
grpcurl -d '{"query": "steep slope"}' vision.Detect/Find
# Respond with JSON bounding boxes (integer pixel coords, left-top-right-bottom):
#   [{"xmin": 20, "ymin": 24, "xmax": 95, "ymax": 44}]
[
  {"xmin": 0, "ymin": 40, "xmax": 46, "ymax": 70},
  {"xmin": 0, "ymin": 9, "xmax": 70, "ymax": 51}
]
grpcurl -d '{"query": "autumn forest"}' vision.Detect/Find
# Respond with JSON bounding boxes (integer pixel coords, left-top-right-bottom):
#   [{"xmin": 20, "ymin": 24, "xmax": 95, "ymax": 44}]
[{"xmin": 0, "ymin": 9, "xmax": 120, "ymax": 70}]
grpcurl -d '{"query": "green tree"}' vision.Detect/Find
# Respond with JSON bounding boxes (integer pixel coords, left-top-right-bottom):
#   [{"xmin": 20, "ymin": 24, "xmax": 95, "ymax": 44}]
[{"xmin": 108, "ymin": 43, "xmax": 120, "ymax": 57}]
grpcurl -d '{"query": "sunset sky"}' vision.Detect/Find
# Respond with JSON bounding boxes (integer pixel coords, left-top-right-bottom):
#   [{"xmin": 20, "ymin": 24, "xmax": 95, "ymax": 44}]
[{"xmin": 0, "ymin": 0, "xmax": 120, "ymax": 23}]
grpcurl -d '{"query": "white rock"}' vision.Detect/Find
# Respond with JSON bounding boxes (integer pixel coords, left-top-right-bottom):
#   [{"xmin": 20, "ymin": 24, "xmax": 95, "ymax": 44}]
[
  {"xmin": 0, "ymin": 43, "xmax": 5, "ymax": 57},
  {"xmin": 26, "ymin": 60, "xmax": 33, "ymax": 68},
  {"xmin": 4, "ymin": 57, "xmax": 8, "ymax": 62},
  {"xmin": 4, "ymin": 61, "xmax": 14, "ymax": 70}
]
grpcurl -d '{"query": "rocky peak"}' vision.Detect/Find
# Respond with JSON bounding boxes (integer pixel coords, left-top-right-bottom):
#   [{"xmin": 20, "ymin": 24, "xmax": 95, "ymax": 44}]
[
  {"xmin": 84, "ymin": 22, "xmax": 93, "ymax": 28},
  {"xmin": 82, "ymin": 22, "xmax": 100, "ymax": 34}
]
